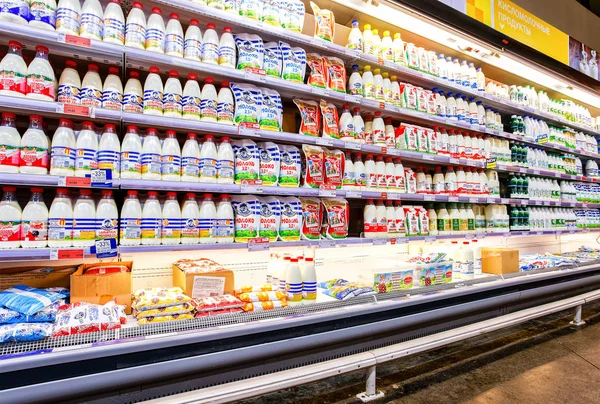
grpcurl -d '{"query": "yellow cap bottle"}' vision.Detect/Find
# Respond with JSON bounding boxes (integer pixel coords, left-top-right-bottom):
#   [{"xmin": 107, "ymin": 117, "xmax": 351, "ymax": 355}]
[
  {"xmin": 390, "ymin": 75, "xmax": 397, "ymax": 81},
  {"xmin": 364, "ymin": 65, "xmax": 372, "ymax": 72},
  {"xmin": 364, "ymin": 24, "xmax": 371, "ymax": 31},
  {"xmin": 374, "ymin": 68, "xmax": 381, "ymax": 75},
  {"xmin": 372, "ymin": 29, "xmax": 379, "ymax": 36},
  {"xmin": 382, "ymin": 72, "xmax": 389, "ymax": 79},
  {"xmin": 394, "ymin": 33, "xmax": 401, "ymax": 39},
  {"xmin": 383, "ymin": 30, "xmax": 390, "ymax": 37}
]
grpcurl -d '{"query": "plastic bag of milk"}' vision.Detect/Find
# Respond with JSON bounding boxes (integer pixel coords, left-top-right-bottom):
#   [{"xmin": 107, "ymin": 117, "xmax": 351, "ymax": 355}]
[
  {"xmin": 280, "ymin": 41, "xmax": 306, "ymax": 83},
  {"xmin": 258, "ymin": 196, "xmax": 281, "ymax": 241},
  {"xmin": 232, "ymin": 139, "xmax": 260, "ymax": 183},
  {"xmin": 231, "ymin": 195, "xmax": 261, "ymax": 242},
  {"xmin": 261, "ymin": 0, "xmax": 280, "ymax": 26},
  {"xmin": 257, "ymin": 142, "xmax": 281, "ymax": 186},
  {"xmin": 230, "ymin": 83, "xmax": 263, "ymax": 125},
  {"xmin": 278, "ymin": 145, "xmax": 301, "ymax": 187},
  {"xmin": 263, "ymin": 42, "xmax": 282, "ymax": 78},
  {"xmin": 278, "ymin": 196, "xmax": 302, "ymax": 241},
  {"xmin": 234, "ymin": 34, "xmax": 264, "ymax": 70},
  {"xmin": 239, "ymin": 0, "xmax": 263, "ymax": 20},
  {"xmin": 280, "ymin": 0, "xmax": 304, "ymax": 32},
  {"xmin": 258, "ymin": 87, "xmax": 282, "ymax": 131}
]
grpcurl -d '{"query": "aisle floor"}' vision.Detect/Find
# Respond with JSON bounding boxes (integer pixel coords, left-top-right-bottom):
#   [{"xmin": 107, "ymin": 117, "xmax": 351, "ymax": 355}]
[{"xmin": 240, "ymin": 303, "xmax": 600, "ymax": 404}]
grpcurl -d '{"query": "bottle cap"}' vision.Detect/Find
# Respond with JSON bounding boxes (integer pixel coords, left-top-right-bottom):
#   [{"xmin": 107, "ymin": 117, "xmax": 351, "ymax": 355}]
[
  {"xmin": 169, "ymin": 12, "xmax": 179, "ymax": 20},
  {"xmin": 205, "ymin": 77, "xmax": 214, "ymax": 84},
  {"xmin": 169, "ymin": 70, "xmax": 178, "ymax": 78},
  {"xmin": 65, "ymin": 60, "xmax": 77, "ymax": 69},
  {"xmin": 189, "ymin": 19, "xmax": 198, "ymax": 26},
  {"xmin": 167, "ymin": 192, "xmax": 177, "ymax": 198},
  {"xmin": 88, "ymin": 63, "xmax": 99, "ymax": 71},
  {"xmin": 108, "ymin": 67, "xmax": 119, "ymax": 75},
  {"xmin": 148, "ymin": 191, "xmax": 158, "ymax": 197},
  {"xmin": 31, "ymin": 187, "xmax": 43, "ymax": 193},
  {"xmin": 102, "ymin": 190, "xmax": 113, "ymax": 197},
  {"xmin": 187, "ymin": 73, "xmax": 197, "ymax": 80},
  {"xmin": 127, "ymin": 190, "xmax": 138, "ymax": 197},
  {"xmin": 151, "ymin": 7, "xmax": 161, "ymax": 14},
  {"xmin": 149, "ymin": 66, "xmax": 160, "ymax": 74}
]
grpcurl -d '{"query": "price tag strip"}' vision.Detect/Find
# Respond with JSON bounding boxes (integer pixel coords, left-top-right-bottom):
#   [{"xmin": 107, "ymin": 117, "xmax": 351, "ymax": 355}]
[
  {"xmin": 50, "ymin": 248, "xmax": 85, "ymax": 260},
  {"xmin": 240, "ymin": 179, "xmax": 263, "ymax": 194},
  {"xmin": 248, "ymin": 237, "xmax": 270, "ymax": 251}
]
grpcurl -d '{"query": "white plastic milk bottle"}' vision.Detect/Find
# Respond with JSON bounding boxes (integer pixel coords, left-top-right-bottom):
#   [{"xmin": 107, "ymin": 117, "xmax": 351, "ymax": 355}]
[
  {"xmin": 141, "ymin": 128, "xmax": 162, "ymax": 180},
  {"xmin": 19, "ymin": 115, "xmax": 48, "ymax": 174},
  {"xmin": 75, "ymin": 121, "xmax": 98, "ymax": 177},
  {"xmin": 181, "ymin": 132, "xmax": 200, "ymax": 182},
  {"xmin": 27, "ymin": 45, "xmax": 55, "ymax": 101},
  {"xmin": 123, "ymin": 70, "xmax": 143, "ymax": 114},
  {"xmin": 141, "ymin": 191, "xmax": 161, "ymax": 245},
  {"xmin": 184, "ymin": 19, "xmax": 202, "ymax": 61},
  {"xmin": 120, "ymin": 125, "xmax": 142, "ymax": 179},
  {"xmin": 119, "ymin": 190, "xmax": 142, "ymax": 246},
  {"xmin": 56, "ymin": 0, "xmax": 81, "ymax": 35},
  {"xmin": 21, "ymin": 187, "xmax": 48, "ymax": 248},
  {"xmin": 165, "ymin": 13, "xmax": 184, "ymax": 57},
  {"xmin": 218, "ymin": 27, "xmax": 236, "ymax": 68},
  {"xmin": 200, "ymin": 77, "xmax": 218, "ymax": 121},
  {"xmin": 161, "ymin": 130, "xmax": 181, "ymax": 181},
  {"xmin": 50, "ymin": 118, "xmax": 76, "ymax": 176},
  {"xmin": 72, "ymin": 189, "xmax": 96, "ymax": 246},
  {"xmin": 58, "ymin": 60, "xmax": 81, "ymax": 105},
  {"xmin": 199, "ymin": 134, "xmax": 217, "ymax": 182},
  {"xmin": 48, "ymin": 188, "xmax": 73, "ymax": 247},
  {"xmin": 0, "ymin": 41, "xmax": 28, "ymax": 97},
  {"xmin": 0, "ymin": 186, "xmax": 21, "ymax": 249},
  {"xmin": 103, "ymin": 0, "xmax": 125, "ymax": 45},
  {"xmin": 102, "ymin": 67, "xmax": 123, "ymax": 110},
  {"xmin": 0, "ymin": 112, "xmax": 21, "ymax": 172},
  {"xmin": 98, "ymin": 123, "xmax": 120, "ymax": 178},
  {"xmin": 217, "ymin": 136, "xmax": 234, "ymax": 183},
  {"xmin": 125, "ymin": 1, "xmax": 146, "ymax": 49},
  {"xmin": 163, "ymin": 70, "xmax": 182, "ymax": 118},
  {"xmin": 217, "ymin": 82, "xmax": 234, "ymax": 124},
  {"xmin": 96, "ymin": 189, "xmax": 118, "ymax": 241},
  {"xmin": 143, "ymin": 66, "xmax": 164, "ymax": 115},
  {"xmin": 199, "ymin": 193, "xmax": 217, "ymax": 244},
  {"xmin": 29, "ymin": 0, "xmax": 57, "ymax": 31},
  {"xmin": 161, "ymin": 191, "xmax": 181, "ymax": 245},
  {"xmin": 181, "ymin": 193, "xmax": 200, "ymax": 244},
  {"xmin": 145, "ymin": 7, "xmax": 165, "ymax": 53},
  {"xmin": 216, "ymin": 194, "xmax": 234, "ymax": 243},
  {"xmin": 202, "ymin": 23, "xmax": 219, "ymax": 64},
  {"xmin": 80, "ymin": 63, "xmax": 103, "ymax": 107},
  {"xmin": 79, "ymin": 0, "xmax": 103, "ymax": 40},
  {"xmin": 182, "ymin": 73, "xmax": 201, "ymax": 120}
]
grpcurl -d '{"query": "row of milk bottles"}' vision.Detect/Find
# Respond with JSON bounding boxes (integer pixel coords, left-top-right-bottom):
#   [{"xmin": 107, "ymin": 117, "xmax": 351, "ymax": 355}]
[
  {"xmin": 447, "ymin": 240, "xmax": 480, "ymax": 279},
  {"xmin": 266, "ymin": 254, "xmax": 318, "ymax": 304},
  {"xmin": 0, "ymin": 42, "xmax": 56, "ymax": 100},
  {"xmin": 431, "ymin": 203, "xmax": 487, "ymax": 236},
  {"xmin": 0, "ymin": 186, "xmax": 119, "ymax": 248},
  {"xmin": 414, "ymin": 166, "xmax": 493, "ymax": 196},
  {"xmin": 529, "ymin": 207, "xmax": 578, "ymax": 230},
  {"xmin": 528, "ymin": 178, "xmax": 563, "ymax": 201},
  {"xmin": 362, "ymin": 199, "xmax": 406, "ymax": 238}
]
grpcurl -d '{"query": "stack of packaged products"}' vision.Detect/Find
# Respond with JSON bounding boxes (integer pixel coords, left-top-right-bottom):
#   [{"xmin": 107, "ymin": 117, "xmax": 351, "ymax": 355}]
[
  {"xmin": 519, "ymin": 254, "xmax": 580, "ymax": 272},
  {"xmin": 317, "ymin": 279, "xmax": 375, "ymax": 300},
  {"xmin": 132, "ymin": 287, "xmax": 194, "ymax": 324},
  {"xmin": 193, "ymin": 295, "xmax": 244, "ymax": 317},
  {"xmin": 234, "ymin": 285, "xmax": 288, "ymax": 312},
  {"xmin": 53, "ymin": 300, "xmax": 126, "ymax": 336}
]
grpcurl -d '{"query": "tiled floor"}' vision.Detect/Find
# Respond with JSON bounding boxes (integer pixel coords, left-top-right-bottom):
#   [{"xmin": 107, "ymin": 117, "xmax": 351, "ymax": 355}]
[{"xmin": 240, "ymin": 303, "xmax": 600, "ymax": 404}]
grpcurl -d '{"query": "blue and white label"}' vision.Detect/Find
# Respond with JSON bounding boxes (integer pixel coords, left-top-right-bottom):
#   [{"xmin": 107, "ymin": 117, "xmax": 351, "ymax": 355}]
[
  {"xmin": 79, "ymin": 86, "xmax": 102, "ymax": 107},
  {"xmin": 164, "ymin": 33, "xmax": 184, "ymax": 56},
  {"xmin": 217, "ymin": 158, "xmax": 234, "ymax": 180},
  {"xmin": 163, "ymin": 92, "xmax": 182, "ymax": 115},
  {"xmin": 79, "ymin": 12, "xmax": 103, "ymax": 40},
  {"xmin": 104, "ymin": 17, "xmax": 124, "ymax": 43},
  {"xmin": 182, "ymin": 95, "xmax": 200, "ymax": 118},
  {"xmin": 143, "ymin": 89, "xmax": 163, "ymax": 113},
  {"xmin": 56, "ymin": 7, "xmax": 79, "ymax": 35},
  {"xmin": 48, "ymin": 217, "xmax": 72, "ymax": 241},
  {"xmin": 75, "ymin": 148, "xmax": 97, "ymax": 171},
  {"xmin": 161, "ymin": 154, "xmax": 181, "ymax": 176},
  {"xmin": 184, "ymin": 38, "xmax": 201, "ymax": 59},
  {"xmin": 0, "ymin": 0, "xmax": 29, "ymax": 23},
  {"xmin": 201, "ymin": 42, "xmax": 219, "ymax": 63},
  {"xmin": 89, "ymin": 168, "xmax": 113, "ymax": 187},
  {"xmin": 51, "ymin": 146, "xmax": 75, "ymax": 171},
  {"xmin": 199, "ymin": 157, "xmax": 217, "ymax": 179},
  {"xmin": 120, "ymin": 150, "xmax": 140, "ymax": 174},
  {"xmin": 141, "ymin": 152, "xmax": 161, "ymax": 175},
  {"xmin": 29, "ymin": 0, "xmax": 56, "ymax": 28},
  {"xmin": 145, "ymin": 28, "xmax": 165, "ymax": 51},
  {"xmin": 215, "ymin": 218, "xmax": 233, "ymax": 239},
  {"xmin": 125, "ymin": 22, "xmax": 145, "ymax": 48},
  {"xmin": 123, "ymin": 93, "xmax": 143, "ymax": 114},
  {"xmin": 57, "ymin": 84, "xmax": 79, "ymax": 105},
  {"xmin": 102, "ymin": 89, "xmax": 123, "ymax": 111},
  {"xmin": 182, "ymin": 156, "xmax": 199, "ymax": 178}
]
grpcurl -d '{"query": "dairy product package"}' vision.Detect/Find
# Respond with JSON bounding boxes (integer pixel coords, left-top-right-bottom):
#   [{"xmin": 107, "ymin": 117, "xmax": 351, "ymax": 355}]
[
  {"xmin": 293, "ymin": 99, "xmax": 320, "ymax": 136},
  {"xmin": 239, "ymin": 0, "xmax": 263, "ymax": 20},
  {"xmin": 232, "ymin": 139, "xmax": 260, "ymax": 183},
  {"xmin": 401, "ymin": 83, "xmax": 417, "ymax": 110},
  {"xmin": 396, "ymin": 123, "xmax": 419, "ymax": 151},
  {"xmin": 323, "ymin": 57, "xmax": 346, "ymax": 93},
  {"xmin": 320, "ymin": 99, "xmax": 340, "ymax": 139},
  {"xmin": 232, "ymin": 195, "xmax": 261, "ymax": 242},
  {"xmin": 300, "ymin": 197, "xmax": 322, "ymax": 240},
  {"xmin": 324, "ymin": 149, "xmax": 345, "ymax": 189},
  {"xmin": 257, "ymin": 141, "xmax": 280, "ymax": 186},
  {"xmin": 302, "ymin": 144, "xmax": 324, "ymax": 188},
  {"xmin": 404, "ymin": 205, "xmax": 420, "ymax": 236},
  {"xmin": 280, "ymin": 0, "xmax": 304, "ymax": 32},
  {"xmin": 415, "ymin": 205, "xmax": 429, "ymax": 236},
  {"xmin": 310, "ymin": 1, "xmax": 334, "ymax": 42},
  {"xmin": 405, "ymin": 168, "xmax": 417, "ymax": 193},
  {"xmin": 230, "ymin": 82, "xmax": 262, "ymax": 125},
  {"xmin": 263, "ymin": 42, "xmax": 282, "ymax": 77},
  {"xmin": 258, "ymin": 196, "xmax": 280, "ymax": 241},
  {"xmin": 261, "ymin": 0, "xmax": 279, "ymax": 25},
  {"xmin": 277, "ymin": 196, "xmax": 302, "ymax": 241},
  {"xmin": 234, "ymin": 33, "xmax": 264, "ymax": 70},
  {"xmin": 278, "ymin": 144, "xmax": 301, "ymax": 187},
  {"xmin": 258, "ymin": 87, "xmax": 282, "ymax": 131},
  {"xmin": 321, "ymin": 198, "xmax": 349, "ymax": 239},
  {"xmin": 307, "ymin": 53, "xmax": 326, "ymax": 88},
  {"xmin": 279, "ymin": 41, "xmax": 306, "ymax": 83}
]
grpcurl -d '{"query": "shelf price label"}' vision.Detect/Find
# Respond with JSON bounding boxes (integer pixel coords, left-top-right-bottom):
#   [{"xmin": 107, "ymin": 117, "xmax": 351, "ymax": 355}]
[
  {"xmin": 318, "ymin": 239, "xmax": 336, "ymax": 248},
  {"xmin": 486, "ymin": 158, "xmax": 497, "ymax": 169},
  {"xmin": 424, "ymin": 236, "xmax": 436, "ymax": 242},
  {"xmin": 58, "ymin": 33, "xmax": 91, "ymax": 48},
  {"xmin": 89, "ymin": 169, "xmax": 112, "ymax": 188},
  {"xmin": 424, "ymin": 195, "xmax": 436, "ymax": 201},
  {"xmin": 315, "ymin": 137, "xmax": 334, "ymax": 147},
  {"xmin": 248, "ymin": 237, "xmax": 270, "ymax": 251},
  {"xmin": 56, "ymin": 103, "xmax": 94, "ymax": 118},
  {"xmin": 241, "ymin": 179, "xmax": 263, "ymax": 194},
  {"xmin": 59, "ymin": 176, "xmax": 91, "ymax": 188},
  {"xmin": 344, "ymin": 141, "xmax": 361, "ymax": 151},
  {"xmin": 345, "ymin": 190, "xmax": 362, "ymax": 199},
  {"xmin": 243, "ymin": 67, "xmax": 266, "ymax": 82},
  {"xmin": 422, "ymin": 154, "xmax": 434, "ymax": 161},
  {"xmin": 92, "ymin": 238, "xmax": 118, "ymax": 258},
  {"xmin": 387, "ymin": 192, "xmax": 400, "ymax": 200},
  {"xmin": 536, "ymin": 134, "xmax": 549, "ymax": 144},
  {"xmin": 238, "ymin": 122, "xmax": 261, "ymax": 137},
  {"xmin": 318, "ymin": 184, "xmax": 336, "ymax": 197},
  {"xmin": 50, "ymin": 248, "xmax": 85, "ymax": 260},
  {"xmin": 311, "ymin": 86, "xmax": 327, "ymax": 96},
  {"xmin": 372, "ymin": 238, "xmax": 388, "ymax": 245}
]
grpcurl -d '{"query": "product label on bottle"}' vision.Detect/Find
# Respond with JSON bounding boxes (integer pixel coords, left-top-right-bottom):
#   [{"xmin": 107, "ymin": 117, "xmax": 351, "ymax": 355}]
[
  {"xmin": 0, "ymin": 220, "xmax": 20, "ymax": 242},
  {"xmin": 0, "ymin": 144, "xmax": 19, "ymax": 167},
  {"xmin": 0, "ymin": 69, "xmax": 27, "ymax": 95},
  {"xmin": 161, "ymin": 217, "xmax": 181, "ymax": 239},
  {"xmin": 161, "ymin": 154, "xmax": 181, "ymax": 176},
  {"xmin": 184, "ymin": 38, "xmax": 201, "ymax": 59},
  {"xmin": 96, "ymin": 217, "xmax": 118, "ymax": 240},
  {"xmin": 141, "ymin": 217, "xmax": 160, "ymax": 240},
  {"xmin": 181, "ymin": 217, "xmax": 200, "ymax": 239},
  {"xmin": 21, "ymin": 219, "xmax": 47, "ymax": 242},
  {"xmin": 198, "ymin": 217, "xmax": 214, "ymax": 240},
  {"xmin": 125, "ymin": 23, "xmax": 146, "ymax": 48},
  {"xmin": 121, "ymin": 150, "xmax": 140, "ymax": 174},
  {"xmin": 367, "ymin": 172, "xmax": 377, "ymax": 188},
  {"xmin": 199, "ymin": 157, "xmax": 217, "ymax": 180},
  {"xmin": 215, "ymin": 218, "xmax": 233, "ymax": 240},
  {"xmin": 216, "ymin": 159, "xmax": 234, "ymax": 180},
  {"xmin": 143, "ymin": 89, "xmax": 163, "ymax": 113},
  {"xmin": 217, "ymin": 101, "xmax": 234, "ymax": 123},
  {"xmin": 120, "ymin": 217, "xmax": 141, "ymax": 241},
  {"xmin": 182, "ymin": 95, "xmax": 201, "ymax": 118},
  {"xmin": 27, "ymin": 73, "xmax": 55, "ymax": 99},
  {"xmin": 20, "ymin": 146, "xmax": 48, "ymax": 168},
  {"xmin": 97, "ymin": 149, "xmax": 120, "ymax": 173},
  {"xmin": 372, "ymin": 129, "xmax": 385, "ymax": 145},
  {"xmin": 1, "ymin": 0, "xmax": 29, "ymax": 21},
  {"xmin": 51, "ymin": 146, "xmax": 75, "ymax": 171},
  {"xmin": 30, "ymin": 1, "xmax": 56, "ymax": 27},
  {"xmin": 104, "ymin": 17, "xmax": 124, "ymax": 43},
  {"xmin": 202, "ymin": 43, "xmax": 219, "ymax": 64},
  {"xmin": 102, "ymin": 89, "xmax": 123, "ymax": 111},
  {"xmin": 80, "ymin": 12, "xmax": 103, "ymax": 39},
  {"xmin": 57, "ymin": 84, "xmax": 80, "ymax": 105},
  {"xmin": 141, "ymin": 152, "xmax": 161, "ymax": 175},
  {"xmin": 163, "ymin": 92, "xmax": 182, "ymax": 115},
  {"xmin": 165, "ymin": 33, "xmax": 184, "ymax": 56},
  {"xmin": 48, "ymin": 217, "xmax": 72, "ymax": 241},
  {"xmin": 56, "ymin": 7, "xmax": 79, "ymax": 35},
  {"xmin": 218, "ymin": 45, "xmax": 236, "ymax": 67},
  {"xmin": 356, "ymin": 172, "xmax": 366, "ymax": 187},
  {"xmin": 75, "ymin": 148, "xmax": 97, "ymax": 172},
  {"xmin": 145, "ymin": 28, "xmax": 165, "ymax": 50},
  {"xmin": 364, "ymin": 82, "xmax": 374, "ymax": 99},
  {"xmin": 181, "ymin": 156, "xmax": 199, "ymax": 178},
  {"xmin": 200, "ymin": 98, "xmax": 217, "ymax": 120},
  {"xmin": 72, "ymin": 217, "xmax": 95, "ymax": 242},
  {"xmin": 80, "ymin": 86, "xmax": 102, "ymax": 107},
  {"xmin": 123, "ymin": 93, "xmax": 143, "ymax": 114}
]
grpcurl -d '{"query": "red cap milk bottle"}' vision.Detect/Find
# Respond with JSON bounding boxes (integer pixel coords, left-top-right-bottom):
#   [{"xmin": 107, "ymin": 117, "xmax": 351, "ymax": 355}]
[
  {"xmin": 161, "ymin": 130, "xmax": 181, "ymax": 181},
  {"xmin": 120, "ymin": 190, "xmax": 141, "ymax": 246},
  {"xmin": 50, "ymin": 118, "xmax": 76, "ymax": 176},
  {"xmin": 19, "ymin": 115, "xmax": 48, "ymax": 174},
  {"xmin": 143, "ymin": 66, "xmax": 164, "ymax": 115},
  {"xmin": 165, "ymin": 12, "xmax": 184, "ymax": 57},
  {"xmin": 181, "ymin": 193, "xmax": 200, "ymax": 244},
  {"xmin": 103, "ymin": 0, "xmax": 125, "ymax": 45},
  {"xmin": 145, "ymin": 7, "xmax": 165, "ymax": 53},
  {"xmin": 201, "ymin": 23, "xmax": 219, "ymax": 64},
  {"xmin": 181, "ymin": 132, "xmax": 200, "ymax": 182},
  {"xmin": 0, "ymin": 0, "xmax": 29, "ymax": 24},
  {"xmin": 141, "ymin": 191, "xmax": 161, "ymax": 245},
  {"xmin": 218, "ymin": 27, "xmax": 236, "ymax": 68},
  {"xmin": 48, "ymin": 188, "xmax": 73, "ymax": 247},
  {"xmin": 163, "ymin": 70, "xmax": 182, "ymax": 118},
  {"xmin": 120, "ymin": 125, "xmax": 142, "ymax": 179},
  {"xmin": 72, "ymin": 189, "xmax": 96, "ymax": 246},
  {"xmin": 102, "ymin": 67, "xmax": 123, "ymax": 110},
  {"xmin": 58, "ymin": 60, "xmax": 81, "ymax": 105},
  {"xmin": 0, "ymin": 41, "xmax": 28, "ymax": 97},
  {"xmin": 98, "ymin": 123, "xmax": 121, "ymax": 178},
  {"xmin": 79, "ymin": 0, "xmax": 103, "ymax": 40},
  {"xmin": 0, "ymin": 112, "xmax": 21, "ymax": 173},
  {"xmin": 96, "ymin": 189, "xmax": 118, "ymax": 242},
  {"xmin": 75, "ymin": 121, "xmax": 98, "ymax": 177},
  {"xmin": 141, "ymin": 127, "xmax": 161, "ymax": 180},
  {"xmin": 26, "ymin": 46, "xmax": 55, "ymax": 101},
  {"xmin": 184, "ymin": 19, "xmax": 201, "ymax": 61},
  {"xmin": 199, "ymin": 134, "xmax": 217, "ymax": 183},
  {"xmin": 80, "ymin": 64, "xmax": 103, "ymax": 107},
  {"xmin": 182, "ymin": 73, "xmax": 201, "ymax": 120},
  {"xmin": 0, "ymin": 186, "xmax": 21, "ymax": 248},
  {"xmin": 21, "ymin": 187, "xmax": 48, "ymax": 248},
  {"xmin": 125, "ymin": 1, "xmax": 146, "ymax": 50},
  {"xmin": 161, "ymin": 191, "xmax": 181, "ymax": 245},
  {"xmin": 199, "ymin": 193, "xmax": 217, "ymax": 244},
  {"xmin": 56, "ymin": 0, "xmax": 81, "ymax": 35},
  {"xmin": 216, "ymin": 194, "xmax": 234, "ymax": 244},
  {"xmin": 217, "ymin": 82, "xmax": 234, "ymax": 125},
  {"xmin": 123, "ymin": 70, "xmax": 143, "ymax": 114},
  {"xmin": 200, "ymin": 77, "xmax": 217, "ymax": 122}
]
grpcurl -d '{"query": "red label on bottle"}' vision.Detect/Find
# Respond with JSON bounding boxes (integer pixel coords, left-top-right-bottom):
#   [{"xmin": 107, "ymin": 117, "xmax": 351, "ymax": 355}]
[{"xmin": 20, "ymin": 147, "xmax": 48, "ymax": 168}]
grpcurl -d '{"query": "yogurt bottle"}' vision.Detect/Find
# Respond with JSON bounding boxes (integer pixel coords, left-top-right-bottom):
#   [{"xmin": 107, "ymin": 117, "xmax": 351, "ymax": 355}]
[
  {"xmin": 199, "ymin": 134, "xmax": 217, "ymax": 183},
  {"xmin": 0, "ymin": 112, "xmax": 21, "ymax": 172},
  {"xmin": 125, "ymin": 1, "xmax": 146, "ymax": 49},
  {"xmin": 165, "ymin": 13, "xmax": 184, "ymax": 57},
  {"xmin": 217, "ymin": 81, "xmax": 234, "ymax": 124},
  {"xmin": 141, "ymin": 128, "xmax": 162, "ymax": 180},
  {"xmin": 56, "ymin": 0, "xmax": 80, "ymax": 35},
  {"xmin": 393, "ymin": 33, "xmax": 405, "ymax": 65},
  {"xmin": 347, "ymin": 20, "xmax": 362, "ymax": 51},
  {"xmin": 0, "ymin": 187, "xmax": 21, "ymax": 248},
  {"xmin": 72, "ymin": 189, "xmax": 96, "ymax": 246},
  {"xmin": 79, "ymin": 0, "xmax": 103, "ymax": 40},
  {"xmin": 348, "ymin": 65, "xmax": 362, "ymax": 96},
  {"xmin": 141, "ymin": 191, "xmax": 161, "ymax": 245},
  {"xmin": 26, "ymin": 46, "xmax": 55, "ymax": 101},
  {"xmin": 50, "ymin": 118, "xmax": 76, "ymax": 176},
  {"xmin": 103, "ymin": 0, "xmax": 124, "ymax": 45},
  {"xmin": 20, "ymin": 115, "xmax": 48, "ymax": 174},
  {"xmin": 123, "ymin": 70, "xmax": 143, "ymax": 114},
  {"xmin": 342, "ymin": 151, "xmax": 355, "ymax": 189},
  {"xmin": 362, "ymin": 65, "xmax": 374, "ymax": 99},
  {"xmin": 21, "ymin": 187, "xmax": 48, "ymax": 248},
  {"xmin": 29, "ymin": 0, "xmax": 57, "ymax": 31},
  {"xmin": 216, "ymin": 194, "xmax": 234, "ymax": 243},
  {"xmin": 380, "ymin": 31, "xmax": 393, "ymax": 61},
  {"xmin": 363, "ymin": 24, "xmax": 373, "ymax": 55},
  {"xmin": 0, "ymin": 0, "xmax": 29, "ymax": 24},
  {"xmin": 75, "ymin": 121, "xmax": 98, "ymax": 177},
  {"xmin": 184, "ymin": 19, "xmax": 202, "ymax": 61},
  {"xmin": 182, "ymin": 73, "xmax": 201, "ymax": 120},
  {"xmin": 145, "ymin": 7, "xmax": 165, "ymax": 53},
  {"xmin": 218, "ymin": 27, "xmax": 236, "ymax": 68},
  {"xmin": 95, "ymin": 189, "xmax": 118, "ymax": 241},
  {"xmin": 80, "ymin": 63, "xmax": 103, "ymax": 107},
  {"xmin": 181, "ymin": 193, "xmax": 200, "ymax": 244},
  {"xmin": 161, "ymin": 191, "xmax": 181, "ymax": 245},
  {"xmin": 181, "ymin": 132, "xmax": 200, "ymax": 182},
  {"xmin": 58, "ymin": 60, "xmax": 80, "ymax": 105},
  {"xmin": 102, "ymin": 66, "xmax": 123, "ymax": 110},
  {"xmin": 202, "ymin": 23, "xmax": 219, "ymax": 64},
  {"xmin": 143, "ymin": 66, "xmax": 163, "ymax": 115},
  {"xmin": 200, "ymin": 77, "xmax": 218, "ymax": 122},
  {"xmin": 163, "ymin": 70, "xmax": 182, "ymax": 118},
  {"xmin": 354, "ymin": 153, "xmax": 366, "ymax": 190},
  {"xmin": 119, "ymin": 190, "xmax": 142, "ymax": 246},
  {"xmin": 353, "ymin": 107, "xmax": 365, "ymax": 143},
  {"xmin": 216, "ymin": 136, "xmax": 234, "ymax": 183},
  {"xmin": 98, "ymin": 123, "xmax": 120, "ymax": 178},
  {"xmin": 199, "ymin": 193, "xmax": 217, "ymax": 244},
  {"xmin": 364, "ymin": 153, "xmax": 376, "ymax": 188},
  {"xmin": 161, "ymin": 130, "xmax": 181, "ymax": 181},
  {"xmin": 120, "ymin": 125, "xmax": 142, "ymax": 178},
  {"xmin": 0, "ymin": 41, "xmax": 27, "ymax": 97},
  {"xmin": 48, "ymin": 188, "xmax": 73, "ymax": 247}
]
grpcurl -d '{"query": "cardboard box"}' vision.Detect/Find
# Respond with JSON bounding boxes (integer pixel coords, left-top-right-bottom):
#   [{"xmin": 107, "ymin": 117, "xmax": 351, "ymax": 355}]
[
  {"xmin": 172, "ymin": 265, "xmax": 235, "ymax": 299},
  {"xmin": 481, "ymin": 248, "xmax": 520, "ymax": 275},
  {"xmin": 0, "ymin": 265, "xmax": 77, "ymax": 290},
  {"xmin": 71, "ymin": 261, "xmax": 133, "ymax": 313}
]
